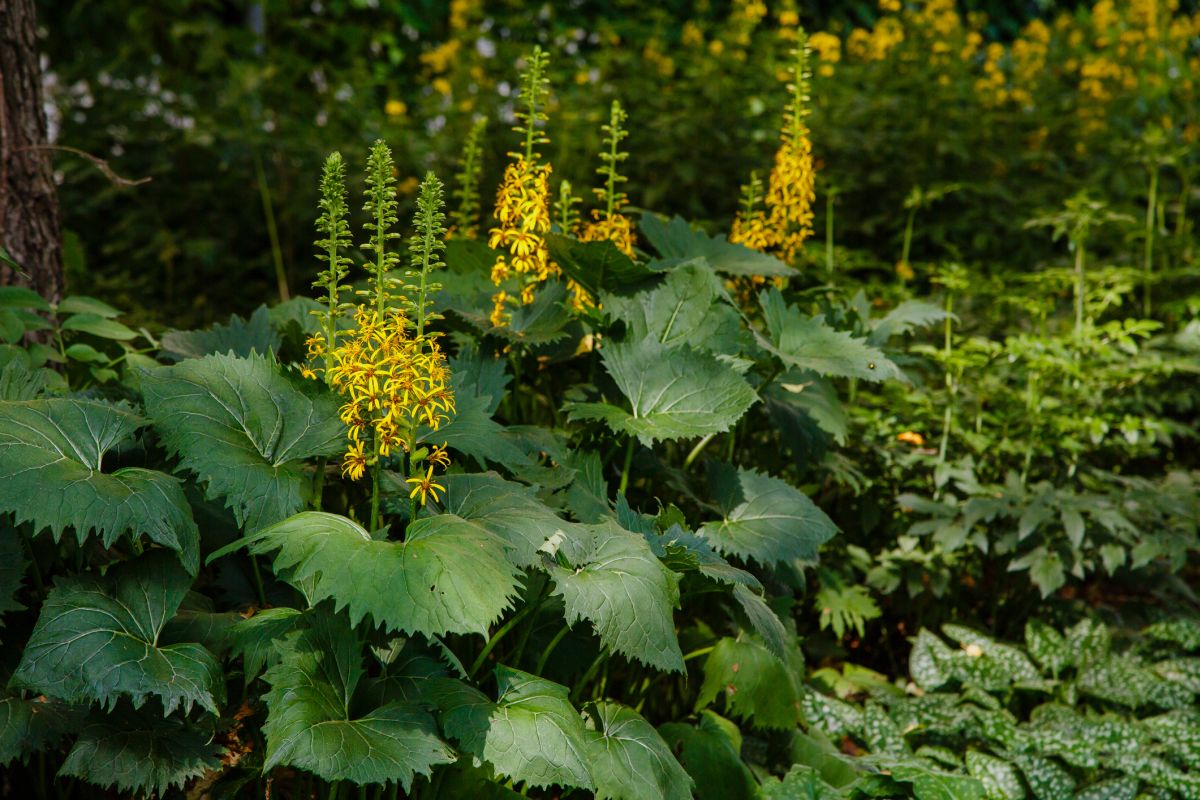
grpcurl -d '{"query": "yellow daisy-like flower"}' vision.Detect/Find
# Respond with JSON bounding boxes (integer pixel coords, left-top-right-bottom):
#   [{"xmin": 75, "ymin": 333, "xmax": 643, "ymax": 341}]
[
  {"xmin": 342, "ymin": 440, "xmax": 368, "ymax": 480},
  {"xmin": 407, "ymin": 465, "xmax": 447, "ymax": 506},
  {"xmin": 428, "ymin": 444, "xmax": 451, "ymax": 469}
]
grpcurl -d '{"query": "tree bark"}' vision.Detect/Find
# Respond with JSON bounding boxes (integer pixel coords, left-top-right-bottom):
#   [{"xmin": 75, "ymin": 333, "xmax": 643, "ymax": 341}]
[{"xmin": 0, "ymin": 0, "xmax": 64, "ymax": 304}]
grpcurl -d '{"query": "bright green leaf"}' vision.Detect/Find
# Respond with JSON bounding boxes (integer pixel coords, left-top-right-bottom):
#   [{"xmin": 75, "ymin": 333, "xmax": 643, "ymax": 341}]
[
  {"xmin": 0, "ymin": 399, "xmax": 199, "ymax": 572},
  {"xmin": 11, "ymin": 551, "xmax": 223, "ymax": 715},
  {"xmin": 698, "ymin": 465, "xmax": 837, "ymax": 568},
  {"xmin": 231, "ymin": 511, "xmax": 520, "ymax": 638},
  {"xmin": 141, "ymin": 352, "xmax": 345, "ymax": 532},
  {"xmin": 569, "ymin": 337, "xmax": 756, "ymax": 446}
]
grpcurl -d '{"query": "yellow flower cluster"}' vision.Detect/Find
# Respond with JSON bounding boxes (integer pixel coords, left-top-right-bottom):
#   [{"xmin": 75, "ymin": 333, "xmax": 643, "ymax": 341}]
[
  {"xmin": 580, "ymin": 212, "xmax": 636, "ymax": 259},
  {"xmin": 311, "ymin": 307, "xmax": 455, "ymax": 482},
  {"xmin": 730, "ymin": 43, "xmax": 817, "ymax": 267},
  {"xmin": 809, "ymin": 32, "xmax": 841, "ymax": 76},
  {"xmin": 488, "ymin": 156, "xmax": 555, "ymax": 325},
  {"xmin": 848, "ymin": 17, "xmax": 905, "ymax": 62},
  {"xmin": 764, "ymin": 133, "xmax": 817, "ymax": 263}
]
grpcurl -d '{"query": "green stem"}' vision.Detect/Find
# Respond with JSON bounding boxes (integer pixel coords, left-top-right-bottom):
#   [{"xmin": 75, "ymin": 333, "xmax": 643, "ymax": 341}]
[
  {"xmin": 618, "ymin": 436, "xmax": 635, "ymax": 495},
  {"xmin": 370, "ymin": 462, "xmax": 382, "ymax": 535},
  {"xmin": 469, "ymin": 598, "xmax": 540, "ymax": 678},
  {"xmin": 252, "ymin": 148, "xmax": 289, "ymax": 302},
  {"xmin": 249, "ymin": 555, "xmax": 268, "ymax": 609},
  {"xmin": 570, "ymin": 650, "xmax": 608, "ymax": 705},
  {"xmin": 683, "ymin": 433, "xmax": 716, "ymax": 469},
  {"xmin": 682, "ymin": 645, "xmax": 714, "ymax": 661},
  {"xmin": 328, "ymin": 780, "xmax": 340, "ymax": 800},
  {"xmin": 1176, "ymin": 172, "xmax": 1191, "ymax": 239},
  {"xmin": 936, "ymin": 290, "xmax": 955, "ymax": 470},
  {"xmin": 899, "ymin": 206, "xmax": 917, "ymax": 273},
  {"xmin": 312, "ymin": 457, "xmax": 326, "ymax": 512},
  {"xmin": 1143, "ymin": 164, "xmax": 1158, "ymax": 317},
  {"xmin": 416, "ymin": 217, "xmax": 435, "ymax": 339},
  {"xmin": 825, "ymin": 190, "xmax": 835, "ymax": 281},
  {"xmin": 536, "ymin": 626, "xmax": 571, "ymax": 675},
  {"xmin": 1073, "ymin": 239, "xmax": 1086, "ymax": 341}
]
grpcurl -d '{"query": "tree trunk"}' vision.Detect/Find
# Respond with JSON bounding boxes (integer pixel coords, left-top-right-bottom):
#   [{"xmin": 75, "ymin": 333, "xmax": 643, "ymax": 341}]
[{"xmin": 0, "ymin": 0, "xmax": 64, "ymax": 305}]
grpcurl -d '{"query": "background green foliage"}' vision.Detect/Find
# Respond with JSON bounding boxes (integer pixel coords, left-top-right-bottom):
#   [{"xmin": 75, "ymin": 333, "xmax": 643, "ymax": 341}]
[{"xmin": 2, "ymin": 0, "xmax": 1198, "ymax": 797}]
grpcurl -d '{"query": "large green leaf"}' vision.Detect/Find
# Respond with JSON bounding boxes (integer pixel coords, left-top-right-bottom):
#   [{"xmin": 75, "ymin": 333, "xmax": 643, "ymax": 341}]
[
  {"xmin": 698, "ymin": 465, "xmax": 838, "ymax": 567},
  {"xmin": 658, "ymin": 711, "xmax": 757, "ymax": 800},
  {"xmin": 639, "ymin": 215, "xmax": 795, "ymax": 277},
  {"xmin": 436, "ymin": 666, "xmax": 594, "ymax": 791},
  {"xmin": 441, "ymin": 472, "xmax": 585, "ymax": 567},
  {"xmin": 428, "ymin": 377, "xmax": 531, "ymax": 472},
  {"xmin": 59, "ymin": 706, "xmax": 225, "ymax": 796},
  {"xmin": 696, "ymin": 637, "xmax": 801, "ymax": 729},
  {"xmin": 569, "ymin": 336, "xmax": 756, "ymax": 446},
  {"xmin": 0, "ymin": 399, "xmax": 200, "ymax": 572},
  {"xmin": 759, "ymin": 765, "xmax": 844, "ymax": 799},
  {"xmin": 141, "ymin": 351, "xmax": 345, "ymax": 532},
  {"xmin": 547, "ymin": 523, "xmax": 685, "ymax": 672},
  {"xmin": 0, "ymin": 693, "xmax": 78, "ymax": 764},
  {"xmin": 159, "ymin": 304, "xmax": 280, "ymax": 360},
  {"xmin": 546, "ymin": 234, "xmax": 655, "ymax": 297},
  {"xmin": 227, "ymin": 511, "xmax": 520, "ymax": 638},
  {"xmin": 11, "ymin": 551, "xmax": 223, "ymax": 715},
  {"xmin": 604, "ymin": 262, "xmax": 743, "ymax": 353},
  {"xmin": 230, "ymin": 607, "xmax": 304, "ymax": 685},
  {"xmin": 262, "ymin": 612, "xmax": 455, "ymax": 787},
  {"xmin": 759, "ymin": 290, "xmax": 902, "ymax": 382},
  {"xmin": 584, "ymin": 701, "xmax": 693, "ymax": 800}
]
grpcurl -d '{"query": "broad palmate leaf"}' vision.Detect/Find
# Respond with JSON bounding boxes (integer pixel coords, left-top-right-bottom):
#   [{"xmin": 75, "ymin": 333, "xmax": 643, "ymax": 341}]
[
  {"xmin": 604, "ymin": 262, "xmax": 743, "ymax": 354},
  {"xmin": 546, "ymin": 234, "xmax": 655, "ymax": 297},
  {"xmin": 698, "ymin": 464, "xmax": 838, "ymax": 567},
  {"xmin": 658, "ymin": 711, "xmax": 757, "ymax": 800},
  {"xmin": 639, "ymin": 215, "xmax": 795, "ymax": 277},
  {"xmin": 160, "ymin": 304, "xmax": 279, "ymax": 360},
  {"xmin": 0, "ymin": 399, "xmax": 200, "ymax": 572},
  {"xmin": 759, "ymin": 289, "xmax": 902, "ymax": 382},
  {"xmin": 59, "ymin": 706, "xmax": 225, "ymax": 797},
  {"xmin": 141, "ymin": 351, "xmax": 345, "ymax": 531},
  {"xmin": 263, "ymin": 612, "xmax": 455, "ymax": 787},
  {"xmin": 569, "ymin": 336, "xmax": 756, "ymax": 446},
  {"xmin": 547, "ymin": 523, "xmax": 685, "ymax": 672},
  {"xmin": 227, "ymin": 511, "xmax": 520, "ymax": 637},
  {"xmin": 11, "ymin": 551, "xmax": 223, "ymax": 715},
  {"xmin": 441, "ymin": 472, "xmax": 587, "ymax": 567},
  {"xmin": 696, "ymin": 636, "xmax": 802, "ymax": 729},
  {"xmin": 436, "ymin": 666, "xmax": 593, "ymax": 791},
  {"xmin": 0, "ymin": 692, "xmax": 78, "ymax": 764},
  {"xmin": 584, "ymin": 701, "xmax": 693, "ymax": 800}
]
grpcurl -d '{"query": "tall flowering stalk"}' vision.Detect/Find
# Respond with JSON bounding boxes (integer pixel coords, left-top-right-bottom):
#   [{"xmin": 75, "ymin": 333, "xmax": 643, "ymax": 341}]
[
  {"xmin": 451, "ymin": 116, "xmax": 488, "ymax": 238},
  {"xmin": 488, "ymin": 47, "xmax": 555, "ymax": 326},
  {"xmin": 765, "ymin": 35, "xmax": 817, "ymax": 262},
  {"xmin": 730, "ymin": 171, "xmax": 771, "ymax": 252},
  {"xmin": 307, "ymin": 152, "xmax": 353, "ymax": 382},
  {"xmin": 580, "ymin": 100, "xmax": 636, "ymax": 259},
  {"xmin": 304, "ymin": 147, "xmax": 456, "ymax": 530},
  {"xmin": 363, "ymin": 141, "xmax": 402, "ymax": 315},
  {"xmin": 731, "ymin": 35, "xmax": 817, "ymax": 267}
]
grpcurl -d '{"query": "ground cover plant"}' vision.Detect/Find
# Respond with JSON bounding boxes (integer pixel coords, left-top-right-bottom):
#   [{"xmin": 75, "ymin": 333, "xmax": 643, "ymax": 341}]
[{"xmin": 2, "ymin": 1, "xmax": 1200, "ymax": 798}]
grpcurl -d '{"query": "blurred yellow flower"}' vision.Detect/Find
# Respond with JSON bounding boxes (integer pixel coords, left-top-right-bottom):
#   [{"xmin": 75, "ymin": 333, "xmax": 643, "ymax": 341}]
[{"xmin": 385, "ymin": 100, "xmax": 407, "ymax": 117}]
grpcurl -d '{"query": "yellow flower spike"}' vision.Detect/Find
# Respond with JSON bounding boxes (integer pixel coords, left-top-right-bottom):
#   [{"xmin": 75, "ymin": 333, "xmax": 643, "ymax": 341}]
[{"xmin": 407, "ymin": 465, "xmax": 446, "ymax": 506}]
